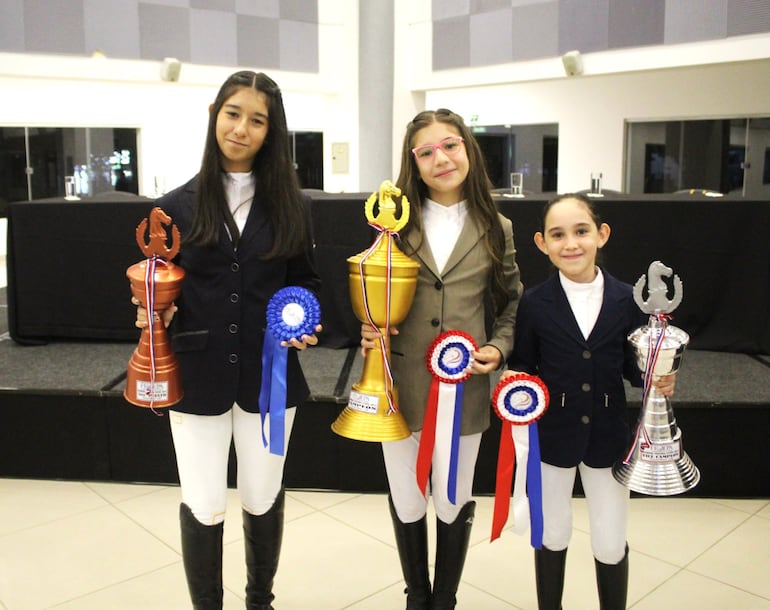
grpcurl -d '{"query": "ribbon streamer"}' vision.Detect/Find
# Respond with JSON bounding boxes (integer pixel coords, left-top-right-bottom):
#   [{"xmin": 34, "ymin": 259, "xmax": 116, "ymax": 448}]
[
  {"xmin": 491, "ymin": 374, "xmax": 549, "ymax": 546},
  {"xmin": 417, "ymin": 331, "xmax": 477, "ymax": 504},
  {"xmin": 358, "ymin": 224, "xmax": 399, "ymax": 414},
  {"xmin": 143, "ymin": 255, "xmax": 167, "ymax": 416},
  {"xmin": 623, "ymin": 314, "xmax": 667, "ymax": 464},
  {"xmin": 259, "ymin": 287, "xmax": 321, "ymax": 456}
]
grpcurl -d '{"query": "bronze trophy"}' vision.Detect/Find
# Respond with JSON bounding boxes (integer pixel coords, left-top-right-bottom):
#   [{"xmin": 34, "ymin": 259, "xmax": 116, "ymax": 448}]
[
  {"xmin": 612, "ymin": 261, "xmax": 700, "ymax": 494},
  {"xmin": 331, "ymin": 181, "xmax": 420, "ymax": 441},
  {"xmin": 124, "ymin": 207, "xmax": 185, "ymax": 408}
]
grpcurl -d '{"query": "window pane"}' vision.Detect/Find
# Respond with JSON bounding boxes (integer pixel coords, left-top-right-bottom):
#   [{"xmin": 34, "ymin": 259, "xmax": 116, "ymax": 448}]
[
  {"xmin": 472, "ymin": 124, "xmax": 559, "ymax": 194},
  {"xmin": 626, "ymin": 117, "xmax": 770, "ymax": 196}
]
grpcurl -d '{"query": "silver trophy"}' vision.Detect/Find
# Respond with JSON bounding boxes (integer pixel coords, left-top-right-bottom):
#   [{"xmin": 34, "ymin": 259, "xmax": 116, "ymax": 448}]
[{"xmin": 612, "ymin": 261, "xmax": 700, "ymax": 495}]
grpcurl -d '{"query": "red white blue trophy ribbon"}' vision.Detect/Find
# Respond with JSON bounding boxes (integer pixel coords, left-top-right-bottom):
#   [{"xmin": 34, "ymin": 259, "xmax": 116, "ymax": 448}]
[
  {"xmin": 491, "ymin": 373, "xmax": 549, "ymax": 546},
  {"xmin": 417, "ymin": 330, "xmax": 477, "ymax": 504},
  {"xmin": 143, "ymin": 255, "xmax": 167, "ymax": 415},
  {"xmin": 259, "ymin": 286, "xmax": 320, "ymax": 456},
  {"xmin": 623, "ymin": 312, "xmax": 669, "ymax": 463},
  {"xmin": 358, "ymin": 223, "xmax": 398, "ymax": 415}
]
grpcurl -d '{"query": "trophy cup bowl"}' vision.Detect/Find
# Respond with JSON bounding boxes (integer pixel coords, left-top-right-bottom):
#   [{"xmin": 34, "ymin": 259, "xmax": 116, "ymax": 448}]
[
  {"xmin": 124, "ymin": 207, "xmax": 185, "ymax": 408},
  {"xmin": 612, "ymin": 314, "xmax": 700, "ymax": 495},
  {"xmin": 331, "ymin": 182, "xmax": 420, "ymax": 442}
]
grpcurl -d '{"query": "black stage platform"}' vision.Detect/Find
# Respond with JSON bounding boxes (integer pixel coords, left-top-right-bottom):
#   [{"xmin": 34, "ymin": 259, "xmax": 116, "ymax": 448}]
[
  {"xmin": 1, "ymin": 283, "xmax": 768, "ymax": 498},
  {"xmin": 3, "ymin": 191, "xmax": 770, "ymax": 497}
]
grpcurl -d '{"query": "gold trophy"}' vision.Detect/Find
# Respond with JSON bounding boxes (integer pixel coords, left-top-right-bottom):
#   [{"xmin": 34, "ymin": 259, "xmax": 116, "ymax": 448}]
[
  {"xmin": 331, "ymin": 181, "xmax": 420, "ymax": 441},
  {"xmin": 124, "ymin": 207, "xmax": 185, "ymax": 408}
]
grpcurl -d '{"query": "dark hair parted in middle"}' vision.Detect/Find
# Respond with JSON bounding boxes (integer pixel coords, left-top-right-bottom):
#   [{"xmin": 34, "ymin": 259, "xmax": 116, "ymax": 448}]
[{"xmin": 187, "ymin": 71, "xmax": 307, "ymax": 259}]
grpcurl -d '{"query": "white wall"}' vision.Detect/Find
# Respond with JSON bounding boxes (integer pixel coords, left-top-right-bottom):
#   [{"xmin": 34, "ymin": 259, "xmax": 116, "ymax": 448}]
[
  {"xmin": 422, "ymin": 59, "xmax": 770, "ymax": 193},
  {"xmin": 3, "ymin": 1, "xmax": 770, "ymax": 267},
  {"xmin": 0, "ymin": 0, "xmax": 359, "ymax": 198},
  {"xmin": 0, "ymin": 0, "xmax": 359, "ymax": 265},
  {"xmin": 393, "ymin": 3, "xmax": 770, "ymax": 193}
]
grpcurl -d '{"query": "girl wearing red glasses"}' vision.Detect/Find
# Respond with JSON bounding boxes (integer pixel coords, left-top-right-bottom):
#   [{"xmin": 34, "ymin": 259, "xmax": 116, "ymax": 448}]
[{"xmin": 361, "ymin": 108, "xmax": 523, "ymax": 609}]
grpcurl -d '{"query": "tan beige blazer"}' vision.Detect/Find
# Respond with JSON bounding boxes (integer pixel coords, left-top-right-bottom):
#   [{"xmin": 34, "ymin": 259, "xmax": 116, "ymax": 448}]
[{"xmin": 390, "ymin": 212, "xmax": 523, "ymax": 435}]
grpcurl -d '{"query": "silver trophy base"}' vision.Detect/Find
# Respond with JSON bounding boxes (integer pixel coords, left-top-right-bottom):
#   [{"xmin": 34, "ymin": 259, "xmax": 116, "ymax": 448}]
[{"xmin": 612, "ymin": 453, "xmax": 700, "ymax": 496}]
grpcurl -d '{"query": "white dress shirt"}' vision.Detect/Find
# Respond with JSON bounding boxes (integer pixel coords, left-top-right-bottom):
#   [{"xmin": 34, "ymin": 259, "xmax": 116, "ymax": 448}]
[
  {"xmin": 223, "ymin": 172, "xmax": 255, "ymax": 235},
  {"xmin": 421, "ymin": 197, "xmax": 468, "ymax": 274},
  {"xmin": 560, "ymin": 268, "xmax": 605, "ymax": 340}
]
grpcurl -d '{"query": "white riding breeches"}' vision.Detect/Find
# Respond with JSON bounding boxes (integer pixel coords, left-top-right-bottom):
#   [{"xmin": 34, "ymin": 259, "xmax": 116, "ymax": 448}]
[
  {"xmin": 540, "ymin": 461, "xmax": 629, "ymax": 564},
  {"xmin": 382, "ymin": 430, "xmax": 481, "ymax": 524},
  {"xmin": 169, "ymin": 404, "xmax": 296, "ymax": 525}
]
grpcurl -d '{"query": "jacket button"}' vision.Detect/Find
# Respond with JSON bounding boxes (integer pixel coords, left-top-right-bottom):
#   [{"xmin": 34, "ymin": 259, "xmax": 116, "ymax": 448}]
[
  {"xmin": 582, "ymin": 383, "xmax": 591, "ymax": 392},
  {"xmin": 582, "ymin": 350, "xmax": 591, "ymax": 359},
  {"xmin": 229, "ymin": 324, "xmax": 238, "ymax": 334},
  {"xmin": 434, "ymin": 280, "xmax": 443, "ymax": 290},
  {"xmin": 581, "ymin": 415, "xmax": 590, "ymax": 424},
  {"xmin": 230, "ymin": 293, "xmax": 239, "ymax": 303},
  {"xmin": 231, "ymin": 262, "xmax": 240, "ymax": 272},
  {"xmin": 431, "ymin": 318, "xmax": 440, "ymax": 327},
  {"xmin": 229, "ymin": 353, "xmax": 238, "ymax": 363}
]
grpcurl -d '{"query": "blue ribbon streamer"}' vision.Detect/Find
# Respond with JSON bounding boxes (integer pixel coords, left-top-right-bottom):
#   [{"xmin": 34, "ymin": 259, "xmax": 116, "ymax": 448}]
[
  {"xmin": 447, "ymin": 383, "xmax": 464, "ymax": 504},
  {"xmin": 527, "ymin": 422, "xmax": 544, "ymax": 549},
  {"xmin": 258, "ymin": 286, "xmax": 320, "ymax": 456},
  {"xmin": 258, "ymin": 328, "xmax": 287, "ymax": 456}
]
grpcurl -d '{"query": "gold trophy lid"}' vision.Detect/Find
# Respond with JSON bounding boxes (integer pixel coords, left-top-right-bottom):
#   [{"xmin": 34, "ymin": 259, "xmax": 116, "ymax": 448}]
[
  {"xmin": 365, "ymin": 180, "xmax": 410, "ymax": 233},
  {"xmin": 347, "ymin": 181, "xmax": 420, "ymax": 274}
]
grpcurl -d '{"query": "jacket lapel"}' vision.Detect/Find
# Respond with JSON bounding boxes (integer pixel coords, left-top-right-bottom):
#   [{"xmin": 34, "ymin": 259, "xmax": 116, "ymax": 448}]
[
  {"xmin": 403, "ymin": 226, "xmax": 440, "ymax": 279},
  {"xmin": 441, "ymin": 215, "xmax": 483, "ymax": 277},
  {"xmin": 587, "ymin": 272, "xmax": 631, "ymax": 346},
  {"xmin": 540, "ymin": 275, "xmax": 587, "ymax": 345},
  {"xmin": 236, "ymin": 192, "xmax": 270, "ymax": 255},
  {"xmin": 402, "ymin": 209, "xmax": 484, "ymax": 279}
]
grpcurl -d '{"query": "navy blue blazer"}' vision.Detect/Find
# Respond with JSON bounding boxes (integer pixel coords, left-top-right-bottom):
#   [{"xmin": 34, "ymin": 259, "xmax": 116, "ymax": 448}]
[
  {"xmin": 158, "ymin": 176, "xmax": 321, "ymax": 416},
  {"xmin": 507, "ymin": 269, "xmax": 645, "ymax": 468}
]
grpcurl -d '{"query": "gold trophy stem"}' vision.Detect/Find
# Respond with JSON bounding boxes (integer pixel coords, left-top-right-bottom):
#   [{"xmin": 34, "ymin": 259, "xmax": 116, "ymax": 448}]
[{"xmin": 358, "ymin": 332, "xmax": 392, "ymax": 394}]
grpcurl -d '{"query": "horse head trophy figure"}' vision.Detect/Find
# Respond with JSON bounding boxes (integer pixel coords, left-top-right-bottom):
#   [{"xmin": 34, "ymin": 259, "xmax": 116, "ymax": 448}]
[
  {"xmin": 613, "ymin": 260, "xmax": 700, "ymax": 494},
  {"xmin": 331, "ymin": 180, "xmax": 420, "ymax": 442},
  {"xmin": 124, "ymin": 207, "xmax": 186, "ymax": 409}
]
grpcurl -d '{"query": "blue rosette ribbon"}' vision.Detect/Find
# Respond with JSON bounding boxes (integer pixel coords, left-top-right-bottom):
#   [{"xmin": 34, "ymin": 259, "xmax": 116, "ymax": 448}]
[
  {"xmin": 417, "ymin": 330, "xmax": 477, "ymax": 504},
  {"xmin": 259, "ymin": 286, "xmax": 320, "ymax": 456},
  {"xmin": 490, "ymin": 373, "xmax": 549, "ymax": 547}
]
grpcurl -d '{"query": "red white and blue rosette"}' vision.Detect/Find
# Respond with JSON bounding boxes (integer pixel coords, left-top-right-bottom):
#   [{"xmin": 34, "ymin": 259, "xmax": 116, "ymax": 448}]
[
  {"xmin": 417, "ymin": 330, "xmax": 477, "ymax": 504},
  {"xmin": 490, "ymin": 373, "xmax": 549, "ymax": 547},
  {"xmin": 259, "ymin": 286, "xmax": 321, "ymax": 456}
]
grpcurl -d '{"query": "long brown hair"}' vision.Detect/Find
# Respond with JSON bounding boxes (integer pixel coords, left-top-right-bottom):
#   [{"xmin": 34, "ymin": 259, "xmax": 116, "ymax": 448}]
[
  {"xmin": 186, "ymin": 71, "xmax": 306, "ymax": 258},
  {"xmin": 396, "ymin": 108, "xmax": 509, "ymax": 315}
]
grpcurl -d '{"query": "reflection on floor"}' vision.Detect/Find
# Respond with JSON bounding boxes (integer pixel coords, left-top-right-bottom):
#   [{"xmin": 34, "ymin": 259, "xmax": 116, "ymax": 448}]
[{"xmin": 0, "ymin": 479, "xmax": 768, "ymax": 609}]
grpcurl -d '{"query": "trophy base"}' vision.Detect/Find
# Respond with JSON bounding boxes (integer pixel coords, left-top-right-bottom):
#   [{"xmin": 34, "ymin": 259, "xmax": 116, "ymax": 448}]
[
  {"xmin": 331, "ymin": 387, "xmax": 411, "ymax": 442},
  {"xmin": 124, "ymin": 353, "xmax": 183, "ymax": 408},
  {"xmin": 612, "ymin": 453, "xmax": 700, "ymax": 496}
]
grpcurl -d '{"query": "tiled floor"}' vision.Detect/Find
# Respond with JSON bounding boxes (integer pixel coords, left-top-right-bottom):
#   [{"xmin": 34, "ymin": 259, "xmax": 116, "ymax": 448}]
[
  {"xmin": 1, "ymin": 264, "xmax": 768, "ymax": 609},
  {"xmin": 0, "ymin": 479, "xmax": 768, "ymax": 609}
]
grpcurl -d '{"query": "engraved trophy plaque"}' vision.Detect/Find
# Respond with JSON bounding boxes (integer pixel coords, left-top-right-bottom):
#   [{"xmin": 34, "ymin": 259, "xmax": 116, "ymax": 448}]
[{"xmin": 612, "ymin": 261, "xmax": 700, "ymax": 494}]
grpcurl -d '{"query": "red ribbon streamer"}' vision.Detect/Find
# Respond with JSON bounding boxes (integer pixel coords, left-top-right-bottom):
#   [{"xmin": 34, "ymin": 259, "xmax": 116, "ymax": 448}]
[
  {"xmin": 491, "ymin": 421, "xmax": 515, "ymax": 541},
  {"xmin": 416, "ymin": 377, "xmax": 440, "ymax": 496}
]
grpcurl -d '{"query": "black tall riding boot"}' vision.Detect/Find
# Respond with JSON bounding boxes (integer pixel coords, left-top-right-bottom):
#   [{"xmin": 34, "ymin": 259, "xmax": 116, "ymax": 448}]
[
  {"xmin": 595, "ymin": 545, "xmax": 629, "ymax": 610},
  {"xmin": 534, "ymin": 546, "xmax": 567, "ymax": 610},
  {"xmin": 388, "ymin": 495, "xmax": 431, "ymax": 609},
  {"xmin": 242, "ymin": 488, "xmax": 285, "ymax": 610},
  {"xmin": 179, "ymin": 503, "xmax": 224, "ymax": 610},
  {"xmin": 430, "ymin": 500, "xmax": 475, "ymax": 610}
]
